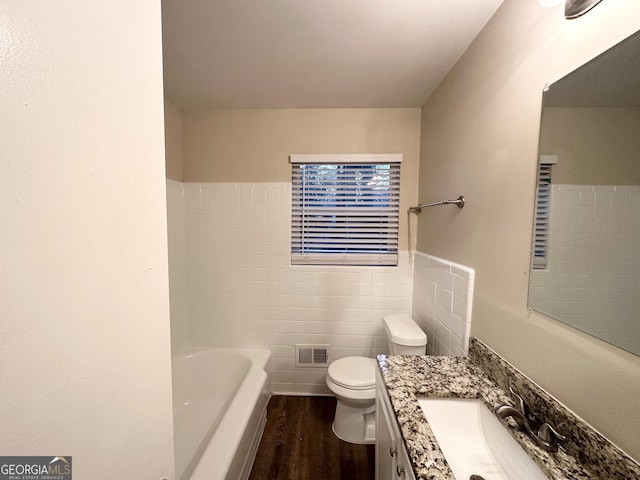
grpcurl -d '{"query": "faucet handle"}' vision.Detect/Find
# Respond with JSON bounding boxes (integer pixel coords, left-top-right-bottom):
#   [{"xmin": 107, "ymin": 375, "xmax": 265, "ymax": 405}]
[
  {"xmin": 538, "ymin": 423, "xmax": 567, "ymax": 445},
  {"xmin": 509, "ymin": 387, "xmax": 526, "ymax": 415},
  {"xmin": 509, "ymin": 387, "xmax": 542, "ymax": 428}
]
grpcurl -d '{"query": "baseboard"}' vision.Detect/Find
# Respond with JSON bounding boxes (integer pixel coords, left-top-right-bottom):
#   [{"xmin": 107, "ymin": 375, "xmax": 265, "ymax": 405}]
[{"xmin": 271, "ymin": 391, "xmax": 335, "ymax": 397}]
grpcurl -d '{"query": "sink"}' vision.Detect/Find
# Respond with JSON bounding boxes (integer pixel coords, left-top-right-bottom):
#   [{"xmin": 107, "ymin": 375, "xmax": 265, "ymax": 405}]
[{"xmin": 418, "ymin": 397, "xmax": 548, "ymax": 480}]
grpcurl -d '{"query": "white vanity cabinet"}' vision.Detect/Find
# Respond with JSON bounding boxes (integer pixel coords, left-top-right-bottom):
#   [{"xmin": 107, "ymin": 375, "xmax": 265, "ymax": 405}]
[{"xmin": 375, "ymin": 368, "xmax": 416, "ymax": 480}]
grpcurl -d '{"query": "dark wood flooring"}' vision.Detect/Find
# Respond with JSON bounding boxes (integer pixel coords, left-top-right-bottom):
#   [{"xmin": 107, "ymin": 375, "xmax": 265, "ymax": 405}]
[{"xmin": 249, "ymin": 395, "xmax": 375, "ymax": 480}]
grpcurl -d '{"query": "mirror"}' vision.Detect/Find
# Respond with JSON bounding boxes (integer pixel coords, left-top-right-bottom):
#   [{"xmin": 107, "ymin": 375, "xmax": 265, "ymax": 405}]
[{"xmin": 529, "ymin": 30, "xmax": 640, "ymax": 356}]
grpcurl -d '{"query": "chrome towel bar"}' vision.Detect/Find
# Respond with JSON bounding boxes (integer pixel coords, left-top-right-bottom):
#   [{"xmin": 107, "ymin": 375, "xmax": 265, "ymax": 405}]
[{"xmin": 408, "ymin": 195, "xmax": 465, "ymax": 213}]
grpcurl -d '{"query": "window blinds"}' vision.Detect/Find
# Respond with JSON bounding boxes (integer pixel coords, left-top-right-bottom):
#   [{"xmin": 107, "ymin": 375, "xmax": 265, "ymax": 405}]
[
  {"xmin": 532, "ymin": 163, "xmax": 553, "ymax": 269},
  {"xmin": 291, "ymin": 161, "xmax": 400, "ymax": 266}
]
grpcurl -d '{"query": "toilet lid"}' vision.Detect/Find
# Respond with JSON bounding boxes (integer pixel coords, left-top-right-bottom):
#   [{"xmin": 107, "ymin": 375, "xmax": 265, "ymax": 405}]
[{"xmin": 328, "ymin": 357, "xmax": 376, "ymax": 390}]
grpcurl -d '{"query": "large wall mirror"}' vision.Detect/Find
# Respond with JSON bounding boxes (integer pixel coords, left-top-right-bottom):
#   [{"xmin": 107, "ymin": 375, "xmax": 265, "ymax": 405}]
[{"xmin": 529, "ymin": 30, "xmax": 640, "ymax": 356}]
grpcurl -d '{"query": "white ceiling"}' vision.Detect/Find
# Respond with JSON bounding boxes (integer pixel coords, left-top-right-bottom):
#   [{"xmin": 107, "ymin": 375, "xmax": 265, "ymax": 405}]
[{"xmin": 161, "ymin": 0, "xmax": 504, "ymax": 109}]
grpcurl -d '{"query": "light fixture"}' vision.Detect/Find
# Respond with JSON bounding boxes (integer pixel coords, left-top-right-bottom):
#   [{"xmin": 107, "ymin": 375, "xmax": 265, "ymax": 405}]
[
  {"xmin": 565, "ymin": 0, "xmax": 603, "ymax": 18},
  {"xmin": 539, "ymin": 0, "xmax": 604, "ymax": 18}
]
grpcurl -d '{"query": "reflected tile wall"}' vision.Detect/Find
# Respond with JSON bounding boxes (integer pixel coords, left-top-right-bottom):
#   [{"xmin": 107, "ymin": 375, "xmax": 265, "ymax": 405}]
[{"xmin": 529, "ymin": 184, "xmax": 640, "ymax": 354}]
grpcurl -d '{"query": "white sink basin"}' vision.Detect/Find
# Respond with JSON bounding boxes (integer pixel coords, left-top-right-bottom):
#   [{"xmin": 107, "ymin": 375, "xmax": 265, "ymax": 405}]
[{"xmin": 418, "ymin": 397, "xmax": 548, "ymax": 480}]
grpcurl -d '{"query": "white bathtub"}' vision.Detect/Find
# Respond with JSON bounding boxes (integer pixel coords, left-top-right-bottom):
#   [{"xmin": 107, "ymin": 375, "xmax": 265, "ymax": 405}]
[{"xmin": 172, "ymin": 348, "xmax": 272, "ymax": 480}]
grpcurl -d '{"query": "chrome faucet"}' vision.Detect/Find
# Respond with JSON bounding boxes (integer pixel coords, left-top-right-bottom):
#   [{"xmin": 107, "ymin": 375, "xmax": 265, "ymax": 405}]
[{"xmin": 495, "ymin": 388, "xmax": 566, "ymax": 453}]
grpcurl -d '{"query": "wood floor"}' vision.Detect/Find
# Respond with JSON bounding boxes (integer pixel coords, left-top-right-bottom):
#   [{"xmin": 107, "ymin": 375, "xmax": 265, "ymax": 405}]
[{"xmin": 249, "ymin": 395, "xmax": 375, "ymax": 480}]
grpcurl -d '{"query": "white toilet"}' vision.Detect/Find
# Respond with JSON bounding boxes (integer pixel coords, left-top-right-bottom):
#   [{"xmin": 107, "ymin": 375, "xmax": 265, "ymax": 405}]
[{"xmin": 325, "ymin": 313, "xmax": 427, "ymax": 444}]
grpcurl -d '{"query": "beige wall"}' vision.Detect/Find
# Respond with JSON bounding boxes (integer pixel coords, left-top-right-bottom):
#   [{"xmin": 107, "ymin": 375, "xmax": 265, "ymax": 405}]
[
  {"xmin": 0, "ymin": 1, "xmax": 175, "ymax": 478},
  {"xmin": 165, "ymin": 99, "xmax": 184, "ymax": 181},
  {"xmin": 540, "ymin": 107, "xmax": 640, "ymax": 184},
  {"xmin": 417, "ymin": 0, "xmax": 640, "ymax": 460},
  {"xmin": 182, "ymin": 108, "xmax": 421, "ymax": 250}
]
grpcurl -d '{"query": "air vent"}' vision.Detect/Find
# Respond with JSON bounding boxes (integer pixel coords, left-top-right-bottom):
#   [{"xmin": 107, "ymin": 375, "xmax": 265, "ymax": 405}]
[{"xmin": 295, "ymin": 345, "xmax": 329, "ymax": 367}]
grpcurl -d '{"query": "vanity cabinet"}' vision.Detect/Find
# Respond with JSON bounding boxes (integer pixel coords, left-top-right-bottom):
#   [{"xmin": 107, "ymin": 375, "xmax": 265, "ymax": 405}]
[{"xmin": 375, "ymin": 368, "xmax": 416, "ymax": 480}]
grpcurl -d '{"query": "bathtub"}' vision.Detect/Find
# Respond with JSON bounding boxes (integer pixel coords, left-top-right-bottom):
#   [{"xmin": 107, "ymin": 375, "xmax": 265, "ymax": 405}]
[{"xmin": 172, "ymin": 348, "xmax": 272, "ymax": 480}]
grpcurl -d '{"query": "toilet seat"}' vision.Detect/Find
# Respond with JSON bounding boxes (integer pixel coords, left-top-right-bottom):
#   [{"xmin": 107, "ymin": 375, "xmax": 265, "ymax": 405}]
[{"xmin": 327, "ymin": 356, "xmax": 376, "ymax": 390}]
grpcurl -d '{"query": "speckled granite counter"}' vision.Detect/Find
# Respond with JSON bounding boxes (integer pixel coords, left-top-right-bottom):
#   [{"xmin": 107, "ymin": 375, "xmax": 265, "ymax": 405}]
[{"xmin": 377, "ymin": 338, "xmax": 640, "ymax": 480}]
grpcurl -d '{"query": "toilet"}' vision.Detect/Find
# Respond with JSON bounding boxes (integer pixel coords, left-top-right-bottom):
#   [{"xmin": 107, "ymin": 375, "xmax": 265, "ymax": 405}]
[{"xmin": 325, "ymin": 313, "xmax": 427, "ymax": 444}]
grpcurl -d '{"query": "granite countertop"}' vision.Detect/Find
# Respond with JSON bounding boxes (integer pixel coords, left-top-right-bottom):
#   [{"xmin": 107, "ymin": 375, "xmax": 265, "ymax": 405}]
[{"xmin": 376, "ymin": 352, "xmax": 592, "ymax": 480}]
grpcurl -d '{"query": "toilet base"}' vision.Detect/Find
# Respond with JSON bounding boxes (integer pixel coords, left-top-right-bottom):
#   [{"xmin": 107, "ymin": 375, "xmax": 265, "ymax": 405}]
[{"xmin": 331, "ymin": 400, "xmax": 376, "ymax": 444}]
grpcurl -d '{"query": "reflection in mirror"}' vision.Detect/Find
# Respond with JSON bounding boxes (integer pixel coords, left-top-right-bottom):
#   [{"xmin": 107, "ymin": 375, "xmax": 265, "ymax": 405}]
[{"xmin": 529, "ymin": 30, "xmax": 640, "ymax": 356}]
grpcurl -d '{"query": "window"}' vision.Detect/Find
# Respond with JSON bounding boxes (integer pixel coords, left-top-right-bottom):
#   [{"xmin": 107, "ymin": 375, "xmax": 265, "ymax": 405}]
[
  {"xmin": 532, "ymin": 155, "xmax": 557, "ymax": 269},
  {"xmin": 290, "ymin": 154, "xmax": 402, "ymax": 266}
]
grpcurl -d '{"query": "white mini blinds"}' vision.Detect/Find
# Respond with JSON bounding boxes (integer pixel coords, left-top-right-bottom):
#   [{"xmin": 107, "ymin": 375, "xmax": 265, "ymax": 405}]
[
  {"xmin": 290, "ymin": 154, "xmax": 402, "ymax": 266},
  {"xmin": 532, "ymin": 155, "xmax": 557, "ymax": 270}
]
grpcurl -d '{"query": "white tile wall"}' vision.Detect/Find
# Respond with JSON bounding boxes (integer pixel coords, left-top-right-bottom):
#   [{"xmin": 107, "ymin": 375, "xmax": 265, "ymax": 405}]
[
  {"xmin": 411, "ymin": 252, "xmax": 475, "ymax": 356},
  {"xmin": 529, "ymin": 184, "xmax": 640, "ymax": 353},
  {"xmin": 179, "ymin": 182, "xmax": 413, "ymax": 395},
  {"xmin": 166, "ymin": 181, "xmax": 479, "ymax": 393}
]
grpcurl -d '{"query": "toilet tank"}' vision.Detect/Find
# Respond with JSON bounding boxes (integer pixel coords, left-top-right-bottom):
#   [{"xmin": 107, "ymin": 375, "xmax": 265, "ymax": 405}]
[{"xmin": 383, "ymin": 313, "xmax": 427, "ymax": 355}]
